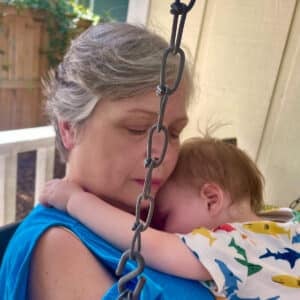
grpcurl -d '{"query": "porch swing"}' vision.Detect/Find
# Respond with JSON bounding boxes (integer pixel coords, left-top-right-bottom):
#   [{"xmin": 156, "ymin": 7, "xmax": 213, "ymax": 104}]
[{"xmin": 0, "ymin": 1, "xmax": 213, "ymax": 299}]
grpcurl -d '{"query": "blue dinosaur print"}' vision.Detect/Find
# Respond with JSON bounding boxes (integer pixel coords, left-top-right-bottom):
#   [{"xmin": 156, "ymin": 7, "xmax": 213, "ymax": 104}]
[
  {"xmin": 259, "ymin": 247, "xmax": 300, "ymax": 268},
  {"xmin": 226, "ymin": 291, "xmax": 279, "ymax": 300},
  {"xmin": 181, "ymin": 236, "xmax": 200, "ymax": 259},
  {"xmin": 228, "ymin": 291, "xmax": 280, "ymax": 300},
  {"xmin": 214, "ymin": 259, "xmax": 280, "ymax": 299},
  {"xmin": 230, "ymin": 294, "xmax": 259, "ymax": 300},
  {"xmin": 215, "ymin": 259, "xmax": 242, "ymax": 297},
  {"xmin": 292, "ymin": 232, "xmax": 300, "ymax": 244}
]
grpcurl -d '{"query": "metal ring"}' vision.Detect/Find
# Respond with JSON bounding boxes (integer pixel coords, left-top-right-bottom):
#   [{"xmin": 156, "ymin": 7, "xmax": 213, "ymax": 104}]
[
  {"xmin": 146, "ymin": 124, "xmax": 169, "ymax": 167},
  {"xmin": 160, "ymin": 47, "xmax": 185, "ymax": 94}
]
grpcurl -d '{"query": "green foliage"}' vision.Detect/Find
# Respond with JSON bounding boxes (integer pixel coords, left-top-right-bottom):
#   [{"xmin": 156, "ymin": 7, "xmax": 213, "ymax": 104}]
[
  {"xmin": 7, "ymin": 0, "xmax": 102, "ymax": 67},
  {"xmin": 2, "ymin": 64, "xmax": 9, "ymax": 71},
  {"xmin": 71, "ymin": 1, "xmax": 100, "ymax": 24}
]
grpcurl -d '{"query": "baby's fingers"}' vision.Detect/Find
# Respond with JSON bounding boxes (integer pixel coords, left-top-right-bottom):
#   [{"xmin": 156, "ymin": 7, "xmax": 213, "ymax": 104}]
[
  {"xmin": 39, "ymin": 179, "xmax": 60, "ymax": 205},
  {"xmin": 39, "ymin": 190, "xmax": 51, "ymax": 207}
]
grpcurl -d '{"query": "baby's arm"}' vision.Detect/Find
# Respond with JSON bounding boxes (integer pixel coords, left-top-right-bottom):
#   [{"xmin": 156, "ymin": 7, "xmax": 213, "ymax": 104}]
[{"xmin": 40, "ymin": 179, "xmax": 211, "ymax": 281}]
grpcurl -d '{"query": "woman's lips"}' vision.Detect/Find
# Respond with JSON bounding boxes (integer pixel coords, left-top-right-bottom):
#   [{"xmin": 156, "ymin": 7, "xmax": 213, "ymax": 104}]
[{"xmin": 135, "ymin": 179, "xmax": 162, "ymax": 189}]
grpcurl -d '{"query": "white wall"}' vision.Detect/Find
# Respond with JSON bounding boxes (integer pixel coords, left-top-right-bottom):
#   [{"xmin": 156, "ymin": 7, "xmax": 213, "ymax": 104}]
[
  {"xmin": 128, "ymin": 0, "xmax": 300, "ymax": 207},
  {"xmin": 127, "ymin": 0, "xmax": 150, "ymax": 25},
  {"xmin": 257, "ymin": 0, "xmax": 300, "ymax": 206}
]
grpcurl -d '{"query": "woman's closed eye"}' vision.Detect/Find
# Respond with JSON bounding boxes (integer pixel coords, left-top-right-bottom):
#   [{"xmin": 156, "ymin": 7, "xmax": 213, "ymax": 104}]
[
  {"xmin": 128, "ymin": 128, "xmax": 180, "ymax": 139},
  {"xmin": 169, "ymin": 130, "xmax": 180, "ymax": 139},
  {"xmin": 127, "ymin": 127, "xmax": 148, "ymax": 135}
]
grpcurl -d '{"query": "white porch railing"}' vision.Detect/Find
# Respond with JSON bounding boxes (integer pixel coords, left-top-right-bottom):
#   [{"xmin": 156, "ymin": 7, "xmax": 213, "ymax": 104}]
[{"xmin": 0, "ymin": 126, "xmax": 55, "ymax": 226}]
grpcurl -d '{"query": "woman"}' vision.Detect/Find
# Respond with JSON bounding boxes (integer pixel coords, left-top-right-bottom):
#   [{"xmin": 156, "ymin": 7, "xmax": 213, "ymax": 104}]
[{"xmin": 0, "ymin": 23, "xmax": 213, "ymax": 299}]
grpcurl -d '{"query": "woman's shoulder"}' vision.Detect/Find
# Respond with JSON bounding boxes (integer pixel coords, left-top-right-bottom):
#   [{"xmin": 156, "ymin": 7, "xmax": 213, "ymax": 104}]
[
  {"xmin": 32, "ymin": 225, "xmax": 106, "ymax": 264},
  {"xmin": 29, "ymin": 226, "xmax": 114, "ymax": 300},
  {"xmin": 33, "ymin": 225, "xmax": 84, "ymax": 251},
  {"xmin": 1, "ymin": 206, "xmax": 116, "ymax": 299}
]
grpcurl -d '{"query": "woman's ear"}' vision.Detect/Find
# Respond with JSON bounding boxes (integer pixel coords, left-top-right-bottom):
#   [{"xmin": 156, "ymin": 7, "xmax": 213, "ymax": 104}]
[
  {"xmin": 58, "ymin": 120, "xmax": 75, "ymax": 150},
  {"xmin": 200, "ymin": 183, "xmax": 225, "ymax": 216}
]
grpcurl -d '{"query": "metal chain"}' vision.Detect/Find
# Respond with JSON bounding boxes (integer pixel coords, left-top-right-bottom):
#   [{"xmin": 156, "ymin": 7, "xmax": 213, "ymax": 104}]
[
  {"xmin": 289, "ymin": 196, "xmax": 300, "ymax": 210},
  {"xmin": 116, "ymin": 1, "xmax": 195, "ymax": 299}
]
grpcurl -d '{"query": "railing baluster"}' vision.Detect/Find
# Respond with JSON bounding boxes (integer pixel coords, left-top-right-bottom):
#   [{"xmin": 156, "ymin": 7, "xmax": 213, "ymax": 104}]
[
  {"xmin": 0, "ymin": 153, "xmax": 17, "ymax": 225},
  {"xmin": 0, "ymin": 126, "xmax": 56, "ymax": 224},
  {"xmin": 34, "ymin": 146, "xmax": 55, "ymax": 205}
]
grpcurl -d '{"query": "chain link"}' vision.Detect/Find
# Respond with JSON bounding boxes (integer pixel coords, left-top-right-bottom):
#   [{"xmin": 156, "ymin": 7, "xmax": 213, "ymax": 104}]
[
  {"xmin": 116, "ymin": 1, "xmax": 195, "ymax": 298},
  {"xmin": 289, "ymin": 197, "xmax": 300, "ymax": 210}
]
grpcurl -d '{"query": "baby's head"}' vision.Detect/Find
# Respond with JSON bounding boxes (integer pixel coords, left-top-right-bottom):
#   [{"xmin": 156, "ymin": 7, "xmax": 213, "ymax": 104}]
[{"xmin": 154, "ymin": 136, "xmax": 265, "ymax": 233}]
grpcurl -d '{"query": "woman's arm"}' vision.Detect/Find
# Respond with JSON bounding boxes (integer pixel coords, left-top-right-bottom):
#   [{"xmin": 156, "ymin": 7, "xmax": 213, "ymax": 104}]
[
  {"xmin": 40, "ymin": 179, "xmax": 211, "ymax": 281},
  {"xmin": 29, "ymin": 227, "xmax": 114, "ymax": 300}
]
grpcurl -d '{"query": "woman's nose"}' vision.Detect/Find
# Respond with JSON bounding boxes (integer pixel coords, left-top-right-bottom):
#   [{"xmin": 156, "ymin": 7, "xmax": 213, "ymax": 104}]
[
  {"xmin": 150, "ymin": 130, "xmax": 168, "ymax": 163},
  {"xmin": 149, "ymin": 132, "xmax": 178, "ymax": 178}
]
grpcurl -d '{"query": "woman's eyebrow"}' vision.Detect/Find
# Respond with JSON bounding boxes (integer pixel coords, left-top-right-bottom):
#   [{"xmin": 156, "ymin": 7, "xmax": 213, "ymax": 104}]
[
  {"xmin": 126, "ymin": 109, "xmax": 158, "ymax": 119},
  {"xmin": 127, "ymin": 109, "xmax": 158, "ymax": 116},
  {"xmin": 126, "ymin": 109, "xmax": 188, "ymax": 125}
]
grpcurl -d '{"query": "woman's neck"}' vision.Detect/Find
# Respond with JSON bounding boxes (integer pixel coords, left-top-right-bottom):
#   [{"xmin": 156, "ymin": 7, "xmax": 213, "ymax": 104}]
[{"xmin": 64, "ymin": 169, "xmax": 136, "ymax": 215}]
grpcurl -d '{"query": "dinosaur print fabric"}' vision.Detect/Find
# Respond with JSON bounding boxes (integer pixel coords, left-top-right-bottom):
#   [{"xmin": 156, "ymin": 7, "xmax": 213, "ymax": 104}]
[{"xmin": 178, "ymin": 209, "xmax": 300, "ymax": 300}]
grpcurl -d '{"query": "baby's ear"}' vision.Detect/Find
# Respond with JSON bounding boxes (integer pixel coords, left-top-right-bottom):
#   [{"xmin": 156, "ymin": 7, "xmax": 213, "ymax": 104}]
[
  {"xmin": 200, "ymin": 183, "xmax": 225, "ymax": 216},
  {"xmin": 58, "ymin": 120, "xmax": 76, "ymax": 150}
]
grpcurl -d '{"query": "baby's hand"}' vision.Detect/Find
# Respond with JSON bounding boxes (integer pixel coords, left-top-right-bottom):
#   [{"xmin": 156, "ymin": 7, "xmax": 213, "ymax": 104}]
[{"xmin": 39, "ymin": 179, "xmax": 83, "ymax": 212}]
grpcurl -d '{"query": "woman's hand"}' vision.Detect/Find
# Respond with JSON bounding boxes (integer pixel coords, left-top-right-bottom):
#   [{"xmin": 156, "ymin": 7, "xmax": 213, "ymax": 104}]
[{"xmin": 39, "ymin": 179, "xmax": 83, "ymax": 212}]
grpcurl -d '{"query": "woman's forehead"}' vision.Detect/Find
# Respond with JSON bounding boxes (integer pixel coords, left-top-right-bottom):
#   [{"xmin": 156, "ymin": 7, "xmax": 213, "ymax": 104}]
[{"xmin": 97, "ymin": 90, "xmax": 188, "ymax": 122}]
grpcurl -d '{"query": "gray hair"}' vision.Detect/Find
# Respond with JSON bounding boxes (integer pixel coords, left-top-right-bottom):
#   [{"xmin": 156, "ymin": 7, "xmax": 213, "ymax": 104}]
[{"xmin": 45, "ymin": 22, "xmax": 191, "ymax": 162}]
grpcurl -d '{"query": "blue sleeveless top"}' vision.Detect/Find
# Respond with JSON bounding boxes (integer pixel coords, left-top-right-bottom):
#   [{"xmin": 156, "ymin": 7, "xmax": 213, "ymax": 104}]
[{"xmin": 0, "ymin": 205, "xmax": 213, "ymax": 299}]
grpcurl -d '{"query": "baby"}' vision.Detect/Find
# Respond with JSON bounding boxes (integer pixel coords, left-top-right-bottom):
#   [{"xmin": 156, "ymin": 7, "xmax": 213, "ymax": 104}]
[{"xmin": 40, "ymin": 136, "xmax": 300, "ymax": 299}]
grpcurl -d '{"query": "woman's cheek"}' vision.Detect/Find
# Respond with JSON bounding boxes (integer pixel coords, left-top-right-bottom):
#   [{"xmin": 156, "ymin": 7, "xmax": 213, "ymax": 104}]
[{"xmin": 168, "ymin": 145, "xmax": 180, "ymax": 174}]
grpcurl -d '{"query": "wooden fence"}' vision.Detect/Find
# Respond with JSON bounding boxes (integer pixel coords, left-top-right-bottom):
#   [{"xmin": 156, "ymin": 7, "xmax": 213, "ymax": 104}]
[{"xmin": 0, "ymin": 4, "xmax": 48, "ymax": 130}]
